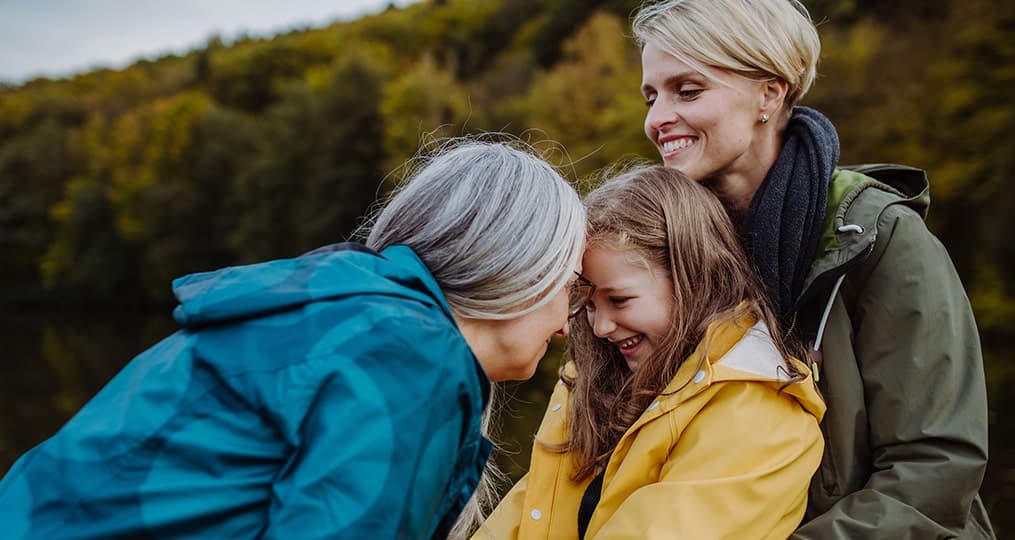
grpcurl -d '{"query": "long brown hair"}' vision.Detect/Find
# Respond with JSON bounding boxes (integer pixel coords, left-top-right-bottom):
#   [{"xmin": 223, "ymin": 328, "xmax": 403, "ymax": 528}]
[{"xmin": 560, "ymin": 165, "xmax": 801, "ymax": 482}]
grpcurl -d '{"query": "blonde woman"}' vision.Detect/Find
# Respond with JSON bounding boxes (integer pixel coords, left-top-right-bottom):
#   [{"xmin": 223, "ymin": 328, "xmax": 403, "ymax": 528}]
[{"xmin": 634, "ymin": 0, "xmax": 992, "ymax": 537}]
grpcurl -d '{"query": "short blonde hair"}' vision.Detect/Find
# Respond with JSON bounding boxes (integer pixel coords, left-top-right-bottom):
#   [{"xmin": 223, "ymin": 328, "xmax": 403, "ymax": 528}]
[{"xmin": 633, "ymin": 0, "xmax": 820, "ymax": 108}]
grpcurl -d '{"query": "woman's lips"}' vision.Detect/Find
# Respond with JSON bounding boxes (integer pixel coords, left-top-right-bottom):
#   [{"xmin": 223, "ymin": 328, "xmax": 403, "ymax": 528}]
[{"xmin": 660, "ymin": 136, "xmax": 696, "ymax": 160}]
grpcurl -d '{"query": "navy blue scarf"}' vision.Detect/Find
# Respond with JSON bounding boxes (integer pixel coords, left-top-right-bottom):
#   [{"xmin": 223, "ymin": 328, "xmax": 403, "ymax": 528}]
[{"xmin": 742, "ymin": 106, "xmax": 839, "ymax": 325}]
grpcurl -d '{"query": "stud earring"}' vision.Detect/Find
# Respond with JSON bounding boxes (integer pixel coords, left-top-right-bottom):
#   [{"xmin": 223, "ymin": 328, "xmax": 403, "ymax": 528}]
[{"xmin": 761, "ymin": 113, "xmax": 770, "ymax": 124}]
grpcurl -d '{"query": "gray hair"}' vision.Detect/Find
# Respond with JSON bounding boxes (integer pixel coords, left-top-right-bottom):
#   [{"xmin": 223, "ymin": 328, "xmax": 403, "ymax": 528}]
[
  {"xmin": 364, "ymin": 137, "xmax": 586, "ymax": 320},
  {"xmin": 633, "ymin": 0, "xmax": 821, "ymax": 108}
]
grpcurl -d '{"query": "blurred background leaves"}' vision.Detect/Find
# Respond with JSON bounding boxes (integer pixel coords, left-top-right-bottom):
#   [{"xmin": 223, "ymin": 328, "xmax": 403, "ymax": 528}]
[{"xmin": 2, "ymin": 0, "xmax": 1011, "ymax": 320}]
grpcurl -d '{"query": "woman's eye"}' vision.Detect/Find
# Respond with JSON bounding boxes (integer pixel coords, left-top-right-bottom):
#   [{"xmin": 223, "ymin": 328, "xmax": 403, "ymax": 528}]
[
  {"xmin": 678, "ymin": 88, "xmax": 703, "ymax": 99},
  {"xmin": 644, "ymin": 95, "xmax": 656, "ymax": 108},
  {"xmin": 610, "ymin": 297, "xmax": 631, "ymax": 306}
]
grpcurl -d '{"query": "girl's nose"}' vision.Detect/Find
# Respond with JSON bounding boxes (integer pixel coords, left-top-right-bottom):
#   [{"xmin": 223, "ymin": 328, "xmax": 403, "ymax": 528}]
[{"xmin": 590, "ymin": 312, "xmax": 615, "ymax": 339}]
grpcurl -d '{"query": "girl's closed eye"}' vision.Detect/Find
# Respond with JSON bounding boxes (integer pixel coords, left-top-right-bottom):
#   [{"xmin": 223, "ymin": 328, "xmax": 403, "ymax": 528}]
[{"xmin": 585, "ymin": 296, "xmax": 631, "ymax": 312}]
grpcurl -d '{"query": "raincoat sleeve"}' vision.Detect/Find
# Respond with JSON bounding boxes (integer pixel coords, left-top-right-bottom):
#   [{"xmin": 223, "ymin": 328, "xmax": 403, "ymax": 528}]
[
  {"xmin": 473, "ymin": 375, "xmax": 572, "ymax": 540},
  {"xmin": 471, "ymin": 474, "xmax": 528, "ymax": 540},
  {"xmin": 259, "ymin": 321, "xmax": 472, "ymax": 539},
  {"xmin": 793, "ymin": 207, "xmax": 991, "ymax": 538},
  {"xmin": 593, "ymin": 381, "xmax": 823, "ymax": 540}
]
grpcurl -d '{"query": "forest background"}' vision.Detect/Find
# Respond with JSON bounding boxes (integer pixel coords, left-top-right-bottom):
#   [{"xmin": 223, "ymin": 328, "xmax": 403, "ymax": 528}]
[{"xmin": 1, "ymin": 0, "xmax": 1013, "ymax": 533}]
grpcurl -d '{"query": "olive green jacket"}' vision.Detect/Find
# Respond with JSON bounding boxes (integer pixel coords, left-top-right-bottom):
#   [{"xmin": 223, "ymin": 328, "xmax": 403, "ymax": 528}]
[{"xmin": 792, "ymin": 165, "xmax": 994, "ymax": 539}]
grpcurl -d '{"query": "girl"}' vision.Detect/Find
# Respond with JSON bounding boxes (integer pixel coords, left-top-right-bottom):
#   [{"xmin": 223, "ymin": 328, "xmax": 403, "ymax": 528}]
[{"xmin": 474, "ymin": 166, "xmax": 824, "ymax": 539}]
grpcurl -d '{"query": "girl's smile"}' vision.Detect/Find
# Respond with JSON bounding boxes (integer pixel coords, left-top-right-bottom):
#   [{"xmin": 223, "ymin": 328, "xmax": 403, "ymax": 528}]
[{"xmin": 581, "ymin": 245, "xmax": 674, "ymax": 371}]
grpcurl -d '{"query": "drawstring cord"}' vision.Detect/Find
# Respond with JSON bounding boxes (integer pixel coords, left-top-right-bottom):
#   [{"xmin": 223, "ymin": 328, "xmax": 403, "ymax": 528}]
[
  {"xmin": 813, "ymin": 274, "xmax": 846, "ymax": 352},
  {"xmin": 809, "ymin": 223, "xmax": 865, "ymax": 382},
  {"xmin": 809, "ymin": 273, "xmax": 844, "ymax": 384}
]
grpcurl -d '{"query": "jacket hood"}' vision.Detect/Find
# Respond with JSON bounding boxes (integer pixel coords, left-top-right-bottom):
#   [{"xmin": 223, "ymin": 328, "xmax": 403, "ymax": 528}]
[
  {"xmin": 799, "ymin": 164, "xmax": 930, "ymax": 306},
  {"xmin": 687, "ymin": 318, "xmax": 826, "ymax": 421},
  {"xmin": 706, "ymin": 321, "xmax": 825, "ymax": 420},
  {"xmin": 621, "ymin": 314, "xmax": 826, "ymax": 433},
  {"xmin": 172, "ymin": 245, "xmax": 451, "ymax": 329}
]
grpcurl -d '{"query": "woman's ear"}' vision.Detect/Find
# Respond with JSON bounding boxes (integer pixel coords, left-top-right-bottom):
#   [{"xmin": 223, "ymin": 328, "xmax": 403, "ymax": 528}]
[{"xmin": 760, "ymin": 78, "xmax": 790, "ymax": 117}]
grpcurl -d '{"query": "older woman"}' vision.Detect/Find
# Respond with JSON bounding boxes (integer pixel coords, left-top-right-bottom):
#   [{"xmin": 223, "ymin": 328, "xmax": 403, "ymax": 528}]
[
  {"xmin": 633, "ymin": 0, "xmax": 992, "ymax": 537},
  {"xmin": 0, "ymin": 139, "xmax": 586, "ymax": 539}
]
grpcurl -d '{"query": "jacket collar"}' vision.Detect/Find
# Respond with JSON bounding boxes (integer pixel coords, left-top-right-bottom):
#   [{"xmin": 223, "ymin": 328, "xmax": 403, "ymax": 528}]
[
  {"xmin": 378, "ymin": 244, "xmax": 457, "ymax": 321},
  {"xmin": 382, "ymin": 245, "xmax": 492, "ymax": 408}
]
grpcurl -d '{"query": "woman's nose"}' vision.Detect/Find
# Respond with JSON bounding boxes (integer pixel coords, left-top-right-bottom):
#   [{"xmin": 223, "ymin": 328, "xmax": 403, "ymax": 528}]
[
  {"xmin": 555, "ymin": 321, "xmax": 570, "ymax": 338},
  {"xmin": 645, "ymin": 99, "xmax": 676, "ymax": 138}
]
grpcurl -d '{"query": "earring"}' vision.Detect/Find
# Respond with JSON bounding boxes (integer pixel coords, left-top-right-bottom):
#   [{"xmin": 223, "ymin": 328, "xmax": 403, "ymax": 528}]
[{"xmin": 761, "ymin": 113, "xmax": 770, "ymax": 124}]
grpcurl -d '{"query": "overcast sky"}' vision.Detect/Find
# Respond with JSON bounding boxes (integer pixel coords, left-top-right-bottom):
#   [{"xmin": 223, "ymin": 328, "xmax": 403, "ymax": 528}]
[{"xmin": 0, "ymin": 0, "xmax": 420, "ymax": 83}]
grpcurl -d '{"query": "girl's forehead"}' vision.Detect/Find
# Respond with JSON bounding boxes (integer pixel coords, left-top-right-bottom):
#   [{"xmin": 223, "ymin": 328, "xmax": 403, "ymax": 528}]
[{"xmin": 583, "ymin": 243, "xmax": 663, "ymax": 281}]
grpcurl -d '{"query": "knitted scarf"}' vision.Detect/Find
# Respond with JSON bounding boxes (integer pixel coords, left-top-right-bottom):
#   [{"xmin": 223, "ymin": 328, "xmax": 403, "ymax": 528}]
[{"xmin": 742, "ymin": 106, "xmax": 839, "ymax": 325}]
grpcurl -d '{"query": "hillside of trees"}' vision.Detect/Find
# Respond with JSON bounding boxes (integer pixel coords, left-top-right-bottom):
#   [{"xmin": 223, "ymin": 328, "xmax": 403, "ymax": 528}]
[{"xmin": 2, "ymin": 0, "xmax": 1012, "ymax": 353}]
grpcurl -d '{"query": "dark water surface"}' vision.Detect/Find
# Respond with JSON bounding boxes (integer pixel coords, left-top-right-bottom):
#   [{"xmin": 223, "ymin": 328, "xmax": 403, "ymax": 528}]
[{"xmin": 1, "ymin": 312, "xmax": 1012, "ymax": 535}]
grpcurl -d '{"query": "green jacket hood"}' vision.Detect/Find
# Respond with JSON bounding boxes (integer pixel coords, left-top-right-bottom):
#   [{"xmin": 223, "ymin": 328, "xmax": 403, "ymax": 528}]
[{"xmin": 798, "ymin": 164, "xmax": 930, "ymax": 309}]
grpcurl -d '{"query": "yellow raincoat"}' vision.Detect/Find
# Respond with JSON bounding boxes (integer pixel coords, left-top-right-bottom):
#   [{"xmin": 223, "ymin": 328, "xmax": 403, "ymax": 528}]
[{"xmin": 476, "ymin": 317, "xmax": 825, "ymax": 540}]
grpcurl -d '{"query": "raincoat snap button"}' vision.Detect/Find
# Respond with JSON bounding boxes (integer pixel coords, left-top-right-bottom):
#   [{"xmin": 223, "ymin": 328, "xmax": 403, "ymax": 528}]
[
  {"xmin": 550, "ymin": 404, "xmax": 562, "ymax": 412},
  {"xmin": 530, "ymin": 509, "xmax": 542, "ymax": 520},
  {"xmin": 693, "ymin": 370, "xmax": 706, "ymax": 384}
]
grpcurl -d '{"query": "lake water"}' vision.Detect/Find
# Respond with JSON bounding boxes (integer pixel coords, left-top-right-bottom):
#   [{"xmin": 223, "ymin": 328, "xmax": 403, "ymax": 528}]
[{"xmin": 1, "ymin": 312, "xmax": 1012, "ymax": 535}]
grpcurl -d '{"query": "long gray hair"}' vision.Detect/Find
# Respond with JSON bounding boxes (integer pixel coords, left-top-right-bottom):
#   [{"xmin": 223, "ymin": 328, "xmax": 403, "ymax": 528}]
[
  {"xmin": 365, "ymin": 137, "xmax": 586, "ymax": 320},
  {"xmin": 361, "ymin": 137, "xmax": 586, "ymax": 538}
]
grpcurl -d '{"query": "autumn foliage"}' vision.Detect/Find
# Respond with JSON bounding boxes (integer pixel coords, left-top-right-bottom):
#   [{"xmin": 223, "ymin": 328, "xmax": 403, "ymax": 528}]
[{"xmin": 1, "ymin": 0, "xmax": 1011, "ymax": 350}]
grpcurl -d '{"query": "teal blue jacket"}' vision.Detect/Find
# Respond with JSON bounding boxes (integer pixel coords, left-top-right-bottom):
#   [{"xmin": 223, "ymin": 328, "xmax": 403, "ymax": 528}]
[{"xmin": 0, "ymin": 244, "xmax": 492, "ymax": 539}]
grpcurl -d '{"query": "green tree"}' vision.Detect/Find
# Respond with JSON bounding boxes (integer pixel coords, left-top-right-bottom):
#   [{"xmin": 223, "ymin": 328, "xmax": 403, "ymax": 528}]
[
  {"xmin": 229, "ymin": 51, "xmax": 389, "ymax": 261},
  {"xmin": 208, "ymin": 40, "xmax": 333, "ymax": 113},
  {"xmin": 0, "ymin": 88, "xmax": 87, "ymax": 305},
  {"xmin": 921, "ymin": 0, "xmax": 1015, "ymax": 337},
  {"xmin": 0, "ymin": 118, "xmax": 77, "ymax": 303},
  {"xmin": 379, "ymin": 53, "xmax": 472, "ymax": 175},
  {"xmin": 504, "ymin": 11, "xmax": 655, "ymax": 180}
]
